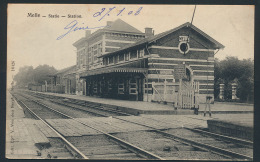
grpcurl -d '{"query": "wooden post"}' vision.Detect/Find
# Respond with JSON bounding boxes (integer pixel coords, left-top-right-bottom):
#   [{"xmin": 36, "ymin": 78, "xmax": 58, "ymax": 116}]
[
  {"xmin": 152, "ymin": 82, "xmax": 155, "ymax": 101},
  {"xmin": 164, "ymin": 80, "xmax": 167, "ymax": 101},
  {"xmin": 179, "ymin": 79, "xmax": 182, "ymax": 108},
  {"xmin": 191, "ymin": 82, "xmax": 194, "ymax": 108}
]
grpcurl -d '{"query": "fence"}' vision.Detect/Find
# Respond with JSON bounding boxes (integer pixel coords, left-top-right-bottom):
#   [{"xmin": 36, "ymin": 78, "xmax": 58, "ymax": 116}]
[
  {"xmin": 152, "ymin": 80, "xmax": 199, "ymax": 109},
  {"xmin": 152, "ymin": 81, "xmax": 179, "ymax": 103},
  {"xmin": 177, "ymin": 80, "xmax": 199, "ymax": 109},
  {"xmin": 28, "ymin": 84, "xmax": 65, "ymax": 93}
]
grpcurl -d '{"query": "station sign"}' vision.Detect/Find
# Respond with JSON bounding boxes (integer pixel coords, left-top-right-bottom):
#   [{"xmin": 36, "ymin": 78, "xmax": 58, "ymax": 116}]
[
  {"xmin": 173, "ymin": 64, "xmax": 186, "ymax": 79},
  {"xmin": 179, "ymin": 36, "xmax": 190, "ymax": 42},
  {"xmin": 160, "ymin": 70, "xmax": 173, "ymax": 75}
]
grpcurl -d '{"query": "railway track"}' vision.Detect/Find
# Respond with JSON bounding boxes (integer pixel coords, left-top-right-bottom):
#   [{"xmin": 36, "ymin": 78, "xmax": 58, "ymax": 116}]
[
  {"xmin": 11, "ymin": 92, "xmax": 164, "ymax": 160},
  {"xmin": 24, "ymin": 91, "xmax": 132, "ymax": 117},
  {"xmin": 12, "ymin": 90, "xmax": 253, "ymax": 160}
]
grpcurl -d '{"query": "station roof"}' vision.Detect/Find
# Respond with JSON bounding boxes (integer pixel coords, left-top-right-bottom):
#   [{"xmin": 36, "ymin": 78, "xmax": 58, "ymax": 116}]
[
  {"xmin": 52, "ymin": 65, "xmax": 76, "ymax": 76},
  {"xmin": 99, "ymin": 22, "xmax": 225, "ymax": 58},
  {"xmin": 103, "ymin": 19, "xmax": 143, "ymax": 34},
  {"xmin": 73, "ymin": 19, "xmax": 144, "ymax": 47},
  {"xmin": 80, "ymin": 67, "xmax": 147, "ymax": 78}
]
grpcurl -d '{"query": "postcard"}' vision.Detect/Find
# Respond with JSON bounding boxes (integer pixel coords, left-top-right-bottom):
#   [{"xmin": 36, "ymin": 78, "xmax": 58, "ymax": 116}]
[{"xmin": 6, "ymin": 4, "xmax": 254, "ymax": 160}]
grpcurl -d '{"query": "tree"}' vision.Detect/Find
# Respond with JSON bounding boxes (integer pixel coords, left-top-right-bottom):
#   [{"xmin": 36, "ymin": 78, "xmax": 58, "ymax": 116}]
[
  {"xmin": 32, "ymin": 65, "xmax": 57, "ymax": 85},
  {"xmin": 214, "ymin": 58, "xmax": 221, "ymax": 99},
  {"xmin": 14, "ymin": 64, "xmax": 57, "ymax": 88},
  {"xmin": 214, "ymin": 56, "xmax": 253, "ymax": 102},
  {"xmin": 236, "ymin": 59, "xmax": 254, "ymax": 102},
  {"xmin": 14, "ymin": 66, "xmax": 34, "ymax": 87}
]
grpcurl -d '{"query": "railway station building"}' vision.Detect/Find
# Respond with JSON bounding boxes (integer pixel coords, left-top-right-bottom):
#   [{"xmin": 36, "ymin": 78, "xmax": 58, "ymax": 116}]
[{"xmin": 73, "ymin": 19, "xmax": 224, "ymax": 106}]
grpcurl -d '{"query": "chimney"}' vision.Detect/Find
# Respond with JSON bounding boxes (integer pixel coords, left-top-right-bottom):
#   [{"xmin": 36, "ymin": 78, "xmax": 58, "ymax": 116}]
[
  {"xmin": 107, "ymin": 21, "xmax": 113, "ymax": 27},
  {"xmin": 85, "ymin": 30, "xmax": 91, "ymax": 38},
  {"xmin": 145, "ymin": 27, "xmax": 154, "ymax": 38}
]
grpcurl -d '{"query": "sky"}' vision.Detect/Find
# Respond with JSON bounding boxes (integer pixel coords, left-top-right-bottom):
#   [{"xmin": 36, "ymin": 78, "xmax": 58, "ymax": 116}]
[{"xmin": 7, "ymin": 4, "xmax": 254, "ymax": 85}]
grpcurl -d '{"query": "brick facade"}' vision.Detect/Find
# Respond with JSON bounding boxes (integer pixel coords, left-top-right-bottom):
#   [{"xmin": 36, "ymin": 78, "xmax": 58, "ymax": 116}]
[{"xmin": 72, "ymin": 20, "xmax": 224, "ymax": 104}]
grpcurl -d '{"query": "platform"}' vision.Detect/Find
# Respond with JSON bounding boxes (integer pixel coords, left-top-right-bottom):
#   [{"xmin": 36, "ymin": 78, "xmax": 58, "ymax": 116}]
[
  {"xmin": 32, "ymin": 91, "xmax": 195, "ymax": 115},
  {"xmin": 199, "ymin": 102, "xmax": 254, "ymax": 114},
  {"xmin": 6, "ymin": 92, "xmax": 54, "ymax": 159},
  {"xmin": 207, "ymin": 114, "xmax": 253, "ymax": 141},
  {"xmin": 30, "ymin": 91, "xmax": 254, "ymax": 115}
]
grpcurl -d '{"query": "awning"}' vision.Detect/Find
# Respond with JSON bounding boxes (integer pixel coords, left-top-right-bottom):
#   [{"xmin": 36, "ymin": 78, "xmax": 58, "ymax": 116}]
[{"xmin": 80, "ymin": 67, "xmax": 147, "ymax": 78}]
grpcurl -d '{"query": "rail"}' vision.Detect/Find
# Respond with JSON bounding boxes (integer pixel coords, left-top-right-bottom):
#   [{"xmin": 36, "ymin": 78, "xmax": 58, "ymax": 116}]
[
  {"xmin": 15, "ymin": 93, "xmax": 165, "ymax": 160},
  {"xmin": 18, "ymin": 100, "xmax": 88, "ymax": 159},
  {"xmin": 16, "ymin": 91, "xmax": 253, "ymax": 160}
]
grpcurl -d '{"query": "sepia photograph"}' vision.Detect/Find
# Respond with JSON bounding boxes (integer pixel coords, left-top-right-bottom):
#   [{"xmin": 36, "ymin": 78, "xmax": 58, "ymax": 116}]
[{"xmin": 6, "ymin": 4, "xmax": 254, "ymax": 160}]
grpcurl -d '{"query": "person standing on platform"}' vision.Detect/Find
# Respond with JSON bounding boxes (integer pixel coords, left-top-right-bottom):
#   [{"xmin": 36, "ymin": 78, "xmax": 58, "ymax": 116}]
[{"xmin": 204, "ymin": 96, "xmax": 212, "ymax": 117}]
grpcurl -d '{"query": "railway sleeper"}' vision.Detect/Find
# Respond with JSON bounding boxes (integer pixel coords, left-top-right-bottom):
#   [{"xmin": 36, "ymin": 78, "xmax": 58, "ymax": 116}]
[
  {"xmin": 87, "ymin": 152, "xmax": 141, "ymax": 159},
  {"xmin": 83, "ymin": 148, "xmax": 131, "ymax": 156}
]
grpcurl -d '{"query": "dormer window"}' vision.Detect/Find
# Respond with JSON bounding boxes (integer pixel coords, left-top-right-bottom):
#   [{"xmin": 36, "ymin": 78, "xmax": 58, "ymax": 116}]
[
  {"xmin": 108, "ymin": 56, "xmax": 114, "ymax": 64},
  {"xmin": 119, "ymin": 54, "xmax": 124, "ymax": 62},
  {"xmin": 138, "ymin": 49, "xmax": 144, "ymax": 58},
  {"xmin": 130, "ymin": 50, "xmax": 137, "ymax": 59},
  {"xmin": 125, "ymin": 52, "xmax": 129, "ymax": 61}
]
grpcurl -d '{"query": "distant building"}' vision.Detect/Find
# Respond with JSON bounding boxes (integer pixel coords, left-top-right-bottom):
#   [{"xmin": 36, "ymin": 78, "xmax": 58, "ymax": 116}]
[
  {"xmin": 49, "ymin": 65, "xmax": 76, "ymax": 94},
  {"xmin": 73, "ymin": 19, "xmax": 224, "ymax": 104}
]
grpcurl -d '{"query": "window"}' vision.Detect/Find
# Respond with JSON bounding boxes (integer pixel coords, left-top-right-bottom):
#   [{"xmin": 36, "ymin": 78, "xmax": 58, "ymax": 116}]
[
  {"xmin": 144, "ymin": 83, "xmax": 153, "ymax": 94},
  {"xmin": 129, "ymin": 78, "xmax": 137, "ymax": 94},
  {"xmin": 103, "ymin": 57, "xmax": 108, "ymax": 65},
  {"xmin": 138, "ymin": 49, "xmax": 144, "ymax": 58},
  {"xmin": 98, "ymin": 43, "xmax": 102, "ymax": 54},
  {"xmin": 178, "ymin": 42, "xmax": 190, "ymax": 54},
  {"xmin": 125, "ymin": 52, "xmax": 129, "ymax": 61},
  {"xmin": 115, "ymin": 55, "xmax": 119, "ymax": 64},
  {"xmin": 130, "ymin": 51, "xmax": 137, "ymax": 59},
  {"xmin": 109, "ymin": 56, "xmax": 114, "ymax": 64},
  {"xmin": 89, "ymin": 56, "xmax": 92, "ymax": 63},
  {"xmin": 118, "ymin": 79, "xmax": 124, "ymax": 94},
  {"xmin": 94, "ymin": 56, "xmax": 97, "ymax": 62},
  {"xmin": 80, "ymin": 54, "xmax": 83, "ymax": 65},
  {"xmin": 119, "ymin": 54, "xmax": 124, "ymax": 62}
]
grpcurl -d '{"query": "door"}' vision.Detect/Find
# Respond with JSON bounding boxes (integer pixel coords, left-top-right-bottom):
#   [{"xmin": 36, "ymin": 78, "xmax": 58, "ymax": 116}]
[{"xmin": 137, "ymin": 78, "xmax": 143, "ymax": 101}]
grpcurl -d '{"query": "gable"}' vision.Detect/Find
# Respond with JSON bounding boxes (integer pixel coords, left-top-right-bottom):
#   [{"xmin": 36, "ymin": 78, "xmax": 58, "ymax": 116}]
[
  {"xmin": 154, "ymin": 25, "xmax": 220, "ymax": 50},
  {"xmin": 100, "ymin": 22, "xmax": 224, "ymax": 59}
]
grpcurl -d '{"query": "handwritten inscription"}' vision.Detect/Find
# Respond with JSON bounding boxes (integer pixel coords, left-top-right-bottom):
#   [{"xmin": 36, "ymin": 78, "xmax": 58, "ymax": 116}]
[
  {"xmin": 57, "ymin": 20, "xmax": 108, "ymax": 40},
  {"xmin": 93, "ymin": 7, "xmax": 143, "ymax": 21},
  {"xmin": 27, "ymin": 6, "xmax": 142, "ymax": 19},
  {"xmin": 27, "ymin": 7, "xmax": 143, "ymax": 40}
]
